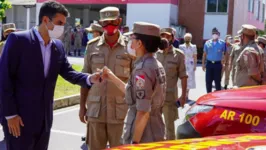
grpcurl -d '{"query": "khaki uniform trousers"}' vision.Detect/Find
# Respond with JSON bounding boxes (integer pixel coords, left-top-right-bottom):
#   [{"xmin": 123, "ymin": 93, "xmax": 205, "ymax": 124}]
[
  {"xmin": 86, "ymin": 122, "xmax": 123, "ymax": 150},
  {"xmin": 224, "ymin": 64, "xmax": 231, "ymax": 86},
  {"xmin": 162, "ymin": 96, "xmax": 178, "ymax": 140}
]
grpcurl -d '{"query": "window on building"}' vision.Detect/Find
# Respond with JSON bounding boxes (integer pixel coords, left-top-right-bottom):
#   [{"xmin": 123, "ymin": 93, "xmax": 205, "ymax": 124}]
[
  {"xmin": 256, "ymin": 0, "xmax": 260, "ymax": 20},
  {"xmin": 206, "ymin": 0, "xmax": 228, "ymax": 13},
  {"xmin": 249, "ymin": 0, "xmax": 254, "ymax": 12},
  {"xmin": 262, "ymin": 4, "xmax": 265, "ymax": 22}
]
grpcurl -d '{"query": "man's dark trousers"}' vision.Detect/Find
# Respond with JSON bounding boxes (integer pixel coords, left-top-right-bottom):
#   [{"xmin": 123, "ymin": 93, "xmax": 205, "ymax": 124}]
[
  {"xmin": 206, "ymin": 61, "xmax": 222, "ymax": 93},
  {"xmin": 2, "ymin": 119, "xmax": 50, "ymax": 150}
]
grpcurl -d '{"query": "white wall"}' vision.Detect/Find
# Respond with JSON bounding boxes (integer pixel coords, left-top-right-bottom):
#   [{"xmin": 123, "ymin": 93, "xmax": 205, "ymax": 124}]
[
  {"xmin": 126, "ymin": 3, "xmax": 172, "ymax": 29},
  {"xmin": 203, "ymin": 14, "xmax": 228, "ymax": 40}
]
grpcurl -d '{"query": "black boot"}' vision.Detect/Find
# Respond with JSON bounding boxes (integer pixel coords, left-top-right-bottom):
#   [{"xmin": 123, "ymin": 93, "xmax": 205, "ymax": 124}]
[
  {"xmin": 78, "ymin": 50, "xmax": 81, "ymax": 56},
  {"xmin": 74, "ymin": 50, "xmax": 76, "ymax": 56},
  {"xmin": 224, "ymin": 85, "xmax": 228, "ymax": 90}
]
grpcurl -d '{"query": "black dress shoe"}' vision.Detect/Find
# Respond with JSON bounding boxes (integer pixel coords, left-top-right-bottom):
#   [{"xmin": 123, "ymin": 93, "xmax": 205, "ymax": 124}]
[
  {"xmin": 81, "ymin": 136, "xmax": 86, "ymax": 141},
  {"xmin": 224, "ymin": 85, "xmax": 228, "ymax": 90}
]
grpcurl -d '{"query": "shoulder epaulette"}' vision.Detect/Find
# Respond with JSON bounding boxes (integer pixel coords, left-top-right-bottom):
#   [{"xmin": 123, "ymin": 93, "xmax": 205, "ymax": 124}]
[
  {"xmin": 173, "ymin": 48, "xmax": 184, "ymax": 55},
  {"xmin": 87, "ymin": 37, "xmax": 100, "ymax": 45}
]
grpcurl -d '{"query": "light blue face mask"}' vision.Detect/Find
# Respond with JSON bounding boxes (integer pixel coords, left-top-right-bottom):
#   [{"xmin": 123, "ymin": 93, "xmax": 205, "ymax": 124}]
[{"xmin": 87, "ymin": 33, "xmax": 94, "ymax": 40}]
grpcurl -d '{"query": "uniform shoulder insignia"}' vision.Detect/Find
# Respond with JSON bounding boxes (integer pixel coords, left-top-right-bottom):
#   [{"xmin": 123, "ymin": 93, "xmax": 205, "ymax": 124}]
[
  {"xmin": 173, "ymin": 48, "xmax": 184, "ymax": 55},
  {"xmin": 123, "ymin": 35, "xmax": 129, "ymax": 42},
  {"xmin": 87, "ymin": 37, "xmax": 100, "ymax": 45}
]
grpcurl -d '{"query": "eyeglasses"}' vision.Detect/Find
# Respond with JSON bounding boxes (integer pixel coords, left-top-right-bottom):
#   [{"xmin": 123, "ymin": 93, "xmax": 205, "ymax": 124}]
[{"xmin": 100, "ymin": 19, "xmax": 120, "ymax": 27}]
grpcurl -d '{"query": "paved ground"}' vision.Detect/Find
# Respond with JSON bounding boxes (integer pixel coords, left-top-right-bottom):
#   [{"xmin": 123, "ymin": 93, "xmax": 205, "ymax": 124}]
[{"xmin": 0, "ymin": 57, "xmax": 232, "ymax": 150}]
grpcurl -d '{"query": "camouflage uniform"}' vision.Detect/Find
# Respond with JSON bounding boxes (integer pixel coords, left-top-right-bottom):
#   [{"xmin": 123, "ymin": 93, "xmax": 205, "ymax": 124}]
[
  {"xmin": 82, "ymin": 7, "xmax": 133, "ymax": 149},
  {"xmin": 122, "ymin": 22, "xmax": 166, "ymax": 144},
  {"xmin": 234, "ymin": 24, "xmax": 263, "ymax": 87}
]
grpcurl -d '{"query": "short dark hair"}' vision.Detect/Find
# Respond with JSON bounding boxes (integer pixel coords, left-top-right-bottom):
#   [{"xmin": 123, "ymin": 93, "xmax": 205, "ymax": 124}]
[
  {"xmin": 39, "ymin": 1, "xmax": 69, "ymax": 25},
  {"xmin": 134, "ymin": 33, "xmax": 167, "ymax": 53}
]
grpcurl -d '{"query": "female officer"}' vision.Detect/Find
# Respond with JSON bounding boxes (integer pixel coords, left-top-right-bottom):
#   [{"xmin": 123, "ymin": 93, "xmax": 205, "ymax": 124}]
[{"xmin": 102, "ymin": 22, "xmax": 167, "ymax": 144}]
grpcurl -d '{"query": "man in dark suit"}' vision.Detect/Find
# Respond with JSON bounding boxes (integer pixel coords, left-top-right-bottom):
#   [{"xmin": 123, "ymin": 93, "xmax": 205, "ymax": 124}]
[{"xmin": 0, "ymin": 1, "xmax": 100, "ymax": 150}]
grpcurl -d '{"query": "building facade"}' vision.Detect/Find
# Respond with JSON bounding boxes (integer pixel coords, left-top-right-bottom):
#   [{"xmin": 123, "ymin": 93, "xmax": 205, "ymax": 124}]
[
  {"xmin": 3, "ymin": 0, "xmax": 266, "ymax": 48},
  {"xmin": 178, "ymin": 0, "xmax": 265, "ymax": 48}
]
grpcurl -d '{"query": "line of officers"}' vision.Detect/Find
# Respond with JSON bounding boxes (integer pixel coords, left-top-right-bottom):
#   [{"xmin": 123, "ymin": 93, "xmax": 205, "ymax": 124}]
[
  {"xmin": 78, "ymin": 6, "xmax": 189, "ymax": 150},
  {"xmin": 223, "ymin": 24, "xmax": 266, "ymax": 88}
]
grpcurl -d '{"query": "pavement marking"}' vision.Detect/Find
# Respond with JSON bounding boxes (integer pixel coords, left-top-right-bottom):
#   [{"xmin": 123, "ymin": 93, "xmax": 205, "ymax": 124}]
[
  {"xmin": 54, "ymin": 107, "xmax": 79, "ymax": 116},
  {"xmin": 51, "ymin": 129, "xmax": 83, "ymax": 137}
]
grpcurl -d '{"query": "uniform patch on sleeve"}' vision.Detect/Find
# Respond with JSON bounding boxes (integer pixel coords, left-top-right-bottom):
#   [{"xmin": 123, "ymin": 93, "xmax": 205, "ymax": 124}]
[
  {"xmin": 136, "ymin": 90, "xmax": 145, "ymax": 99},
  {"xmin": 136, "ymin": 75, "xmax": 145, "ymax": 89}
]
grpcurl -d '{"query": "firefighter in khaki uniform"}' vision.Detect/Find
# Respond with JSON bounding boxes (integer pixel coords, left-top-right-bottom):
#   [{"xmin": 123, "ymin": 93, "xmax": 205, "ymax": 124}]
[
  {"xmin": 101, "ymin": 22, "xmax": 167, "ymax": 144},
  {"xmin": 79, "ymin": 7, "xmax": 133, "ymax": 149},
  {"xmin": 0, "ymin": 23, "xmax": 16, "ymax": 57},
  {"xmin": 257, "ymin": 36, "xmax": 266, "ymax": 84},
  {"xmin": 234, "ymin": 25, "xmax": 262, "ymax": 87},
  {"xmin": 223, "ymin": 35, "xmax": 233, "ymax": 89},
  {"xmin": 155, "ymin": 28, "xmax": 188, "ymax": 140}
]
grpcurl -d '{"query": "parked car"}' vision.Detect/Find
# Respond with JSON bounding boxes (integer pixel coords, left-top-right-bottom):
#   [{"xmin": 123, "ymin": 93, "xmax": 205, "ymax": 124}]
[
  {"xmin": 109, "ymin": 133, "xmax": 266, "ymax": 150},
  {"xmin": 177, "ymin": 86, "xmax": 266, "ymax": 139}
]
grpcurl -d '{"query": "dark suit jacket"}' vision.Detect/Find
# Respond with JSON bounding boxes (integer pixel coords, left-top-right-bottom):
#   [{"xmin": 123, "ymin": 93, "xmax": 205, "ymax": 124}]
[{"xmin": 0, "ymin": 28, "xmax": 90, "ymax": 132}]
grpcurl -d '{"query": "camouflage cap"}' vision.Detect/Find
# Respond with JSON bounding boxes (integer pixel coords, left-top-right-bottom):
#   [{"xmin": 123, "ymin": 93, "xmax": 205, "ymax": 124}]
[
  {"xmin": 160, "ymin": 28, "xmax": 175, "ymax": 36},
  {"xmin": 85, "ymin": 23, "xmax": 103, "ymax": 33},
  {"xmin": 258, "ymin": 36, "xmax": 266, "ymax": 45},
  {"xmin": 99, "ymin": 7, "xmax": 120, "ymax": 21},
  {"xmin": 237, "ymin": 24, "xmax": 257, "ymax": 36},
  {"xmin": 125, "ymin": 22, "xmax": 160, "ymax": 37},
  {"xmin": 3, "ymin": 23, "xmax": 16, "ymax": 33}
]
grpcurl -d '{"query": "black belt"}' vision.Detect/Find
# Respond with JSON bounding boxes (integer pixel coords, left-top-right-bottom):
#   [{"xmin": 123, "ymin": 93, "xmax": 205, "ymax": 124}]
[{"xmin": 207, "ymin": 60, "xmax": 221, "ymax": 64}]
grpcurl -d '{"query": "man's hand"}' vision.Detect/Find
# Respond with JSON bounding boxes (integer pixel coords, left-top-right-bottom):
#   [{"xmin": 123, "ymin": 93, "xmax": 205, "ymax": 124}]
[
  {"xmin": 89, "ymin": 72, "xmax": 102, "ymax": 84},
  {"xmin": 194, "ymin": 66, "xmax": 197, "ymax": 71},
  {"xmin": 202, "ymin": 65, "xmax": 206, "ymax": 72},
  {"xmin": 7, "ymin": 115, "xmax": 24, "ymax": 138},
  {"xmin": 178, "ymin": 94, "xmax": 187, "ymax": 108},
  {"xmin": 79, "ymin": 107, "xmax": 88, "ymax": 124}
]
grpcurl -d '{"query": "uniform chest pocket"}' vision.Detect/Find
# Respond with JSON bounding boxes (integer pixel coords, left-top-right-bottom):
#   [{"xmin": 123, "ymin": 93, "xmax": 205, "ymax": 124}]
[
  {"xmin": 91, "ymin": 53, "xmax": 105, "ymax": 73},
  {"xmin": 166, "ymin": 61, "xmax": 177, "ymax": 77},
  {"xmin": 115, "ymin": 55, "xmax": 131, "ymax": 78}
]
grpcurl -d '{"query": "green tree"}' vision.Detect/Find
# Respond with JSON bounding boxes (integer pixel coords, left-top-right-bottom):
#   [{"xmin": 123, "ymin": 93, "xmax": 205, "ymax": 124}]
[{"xmin": 0, "ymin": 0, "xmax": 11, "ymax": 20}]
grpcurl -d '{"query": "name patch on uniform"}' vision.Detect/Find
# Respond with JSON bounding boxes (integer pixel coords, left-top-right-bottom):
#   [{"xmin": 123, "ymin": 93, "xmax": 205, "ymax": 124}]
[
  {"xmin": 136, "ymin": 75, "xmax": 145, "ymax": 89},
  {"xmin": 136, "ymin": 90, "xmax": 145, "ymax": 99}
]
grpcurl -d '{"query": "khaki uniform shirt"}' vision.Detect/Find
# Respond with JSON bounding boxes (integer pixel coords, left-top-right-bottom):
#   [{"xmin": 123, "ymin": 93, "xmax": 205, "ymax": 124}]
[
  {"xmin": 0, "ymin": 41, "xmax": 6, "ymax": 58},
  {"xmin": 230, "ymin": 43, "xmax": 243, "ymax": 85},
  {"xmin": 83, "ymin": 33, "xmax": 133, "ymax": 124},
  {"xmin": 155, "ymin": 47, "xmax": 187, "ymax": 103},
  {"xmin": 225, "ymin": 45, "xmax": 233, "ymax": 66},
  {"xmin": 235, "ymin": 42, "xmax": 262, "ymax": 87},
  {"xmin": 263, "ymin": 48, "xmax": 266, "ymax": 83},
  {"xmin": 122, "ymin": 53, "xmax": 166, "ymax": 144}
]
